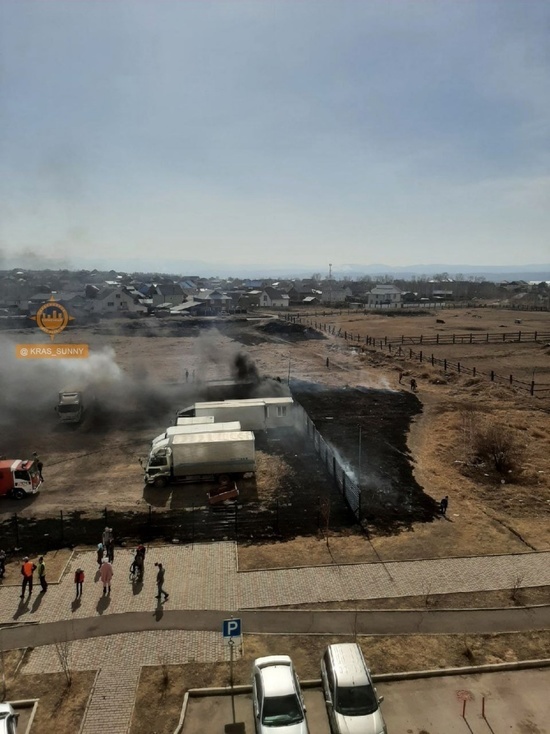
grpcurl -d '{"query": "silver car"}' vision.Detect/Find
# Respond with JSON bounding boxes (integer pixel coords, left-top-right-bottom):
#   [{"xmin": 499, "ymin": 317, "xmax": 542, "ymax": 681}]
[
  {"xmin": 252, "ymin": 655, "xmax": 309, "ymax": 733},
  {"xmin": 321, "ymin": 644, "xmax": 387, "ymax": 734}
]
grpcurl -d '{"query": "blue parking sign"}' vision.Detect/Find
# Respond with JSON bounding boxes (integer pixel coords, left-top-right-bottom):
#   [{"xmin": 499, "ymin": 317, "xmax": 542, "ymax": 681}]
[{"xmin": 223, "ymin": 618, "xmax": 242, "ymax": 638}]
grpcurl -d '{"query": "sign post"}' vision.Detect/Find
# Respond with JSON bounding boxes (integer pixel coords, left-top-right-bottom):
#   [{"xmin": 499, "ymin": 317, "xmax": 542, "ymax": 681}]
[{"xmin": 223, "ymin": 618, "xmax": 243, "ymax": 731}]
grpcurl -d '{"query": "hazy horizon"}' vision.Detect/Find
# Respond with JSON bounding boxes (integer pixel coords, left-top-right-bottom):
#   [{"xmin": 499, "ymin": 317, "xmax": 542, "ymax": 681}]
[{"xmin": 1, "ymin": 1, "xmax": 548, "ymax": 271}]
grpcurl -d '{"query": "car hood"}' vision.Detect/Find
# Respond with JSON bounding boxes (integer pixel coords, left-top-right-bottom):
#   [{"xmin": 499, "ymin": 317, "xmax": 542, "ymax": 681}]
[{"xmin": 334, "ymin": 709, "xmax": 385, "ymax": 734}]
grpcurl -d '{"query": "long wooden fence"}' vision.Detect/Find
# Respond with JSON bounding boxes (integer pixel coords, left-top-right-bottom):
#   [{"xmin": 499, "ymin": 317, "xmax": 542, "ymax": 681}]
[
  {"xmin": 373, "ymin": 330, "xmax": 550, "ymax": 346},
  {"xmin": 284, "ymin": 314, "xmax": 550, "ymax": 397}
]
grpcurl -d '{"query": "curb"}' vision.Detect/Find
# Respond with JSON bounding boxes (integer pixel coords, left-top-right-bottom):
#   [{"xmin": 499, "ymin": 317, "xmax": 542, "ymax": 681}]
[
  {"xmin": 236, "ymin": 548, "xmax": 550, "ymax": 573},
  {"xmin": 174, "ymin": 659, "xmax": 550, "ymax": 732},
  {"xmin": 77, "ymin": 669, "xmax": 101, "ymax": 734},
  {"xmin": 7, "ymin": 699, "xmax": 39, "ymax": 734},
  {"xmin": 183, "ymin": 657, "xmax": 550, "ymax": 697}
]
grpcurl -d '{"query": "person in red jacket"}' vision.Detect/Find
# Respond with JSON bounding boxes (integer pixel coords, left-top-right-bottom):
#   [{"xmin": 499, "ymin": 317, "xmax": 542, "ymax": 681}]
[
  {"xmin": 74, "ymin": 568, "xmax": 85, "ymax": 597},
  {"xmin": 20, "ymin": 557, "xmax": 36, "ymax": 598}
]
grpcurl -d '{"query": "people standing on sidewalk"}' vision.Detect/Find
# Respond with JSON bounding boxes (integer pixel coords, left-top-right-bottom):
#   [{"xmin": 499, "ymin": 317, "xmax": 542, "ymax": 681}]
[
  {"xmin": 154, "ymin": 562, "xmax": 169, "ymax": 601},
  {"xmin": 96, "ymin": 543, "xmax": 104, "ymax": 568},
  {"xmin": 100, "ymin": 558, "xmax": 113, "ymax": 595},
  {"xmin": 102, "ymin": 527, "xmax": 113, "ymax": 548},
  {"xmin": 106, "ymin": 537, "xmax": 115, "ymax": 563},
  {"xmin": 74, "ymin": 568, "xmax": 85, "ymax": 597},
  {"xmin": 37, "ymin": 556, "xmax": 48, "ymax": 593},
  {"xmin": 20, "ymin": 557, "xmax": 36, "ymax": 598}
]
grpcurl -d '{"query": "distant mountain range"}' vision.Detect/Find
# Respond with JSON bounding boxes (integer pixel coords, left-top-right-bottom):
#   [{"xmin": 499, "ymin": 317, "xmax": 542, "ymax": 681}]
[{"xmin": 1, "ymin": 250, "xmax": 548, "ymax": 281}]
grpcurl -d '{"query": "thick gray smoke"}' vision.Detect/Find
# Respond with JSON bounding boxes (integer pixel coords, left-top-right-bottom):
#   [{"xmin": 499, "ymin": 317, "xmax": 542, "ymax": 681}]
[
  {"xmin": 232, "ymin": 353, "xmax": 260, "ymax": 383},
  {"xmin": 0, "ymin": 336, "xmax": 180, "ymax": 430}
]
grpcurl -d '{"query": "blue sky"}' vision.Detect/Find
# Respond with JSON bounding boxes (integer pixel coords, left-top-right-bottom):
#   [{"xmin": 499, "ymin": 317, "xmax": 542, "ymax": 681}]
[{"xmin": 0, "ymin": 0, "xmax": 548, "ymax": 274}]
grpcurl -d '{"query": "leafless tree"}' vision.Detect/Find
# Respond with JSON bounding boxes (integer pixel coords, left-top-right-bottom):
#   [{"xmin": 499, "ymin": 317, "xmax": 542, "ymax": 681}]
[{"xmin": 54, "ymin": 639, "xmax": 72, "ymax": 686}]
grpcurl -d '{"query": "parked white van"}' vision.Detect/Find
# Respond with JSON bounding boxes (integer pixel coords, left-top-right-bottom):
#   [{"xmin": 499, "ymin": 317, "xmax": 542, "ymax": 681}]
[{"xmin": 321, "ymin": 643, "xmax": 387, "ymax": 734}]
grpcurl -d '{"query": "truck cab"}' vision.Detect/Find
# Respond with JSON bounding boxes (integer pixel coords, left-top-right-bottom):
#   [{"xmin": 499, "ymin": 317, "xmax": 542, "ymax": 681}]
[
  {"xmin": 143, "ymin": 444, "xmax": 172, "ymax": 487},
  {"xmin": 55, "ymin": 390, "xmax": 84, "ymax": 423},
  {"xmin": 0, "ymin": 458, "xmax": 43, "ymax": 500}
]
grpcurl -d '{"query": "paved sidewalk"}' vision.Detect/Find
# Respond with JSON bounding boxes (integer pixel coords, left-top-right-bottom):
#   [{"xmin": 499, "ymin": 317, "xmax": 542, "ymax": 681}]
[
  {"xmin": 2, "ymin": 544, "xmax": 550, "ymax": 627},
  {"xmin": 2, "ymin": 543, "xmax": 549, "ymax": 734},
  {"xmin": 24, "ymin": 630, "xmax": 232, "ymax": 734}
]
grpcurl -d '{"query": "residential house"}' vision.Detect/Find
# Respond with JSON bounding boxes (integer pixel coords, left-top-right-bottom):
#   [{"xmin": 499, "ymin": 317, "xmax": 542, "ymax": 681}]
[
  {"xmin": 319, "ymin": 285, "xmax": 352, "ymax": 304},
  {"xmin": 87, "ymin": 287, "xmax": 147, "ymax": 314},
  {"xmin": 27, "ymin": 291, "xmax": 88, "ymax": 317},
  {"xmin": 260, "ymin": 287, "xmax": 290, "ymax": 308},
  {"xmin": 151, "ymin": 283, "xmax": 186, "ymax": 307},
  {"xmin": 367, "ymin": 284, "xmax": 402, "ymax": 306}
]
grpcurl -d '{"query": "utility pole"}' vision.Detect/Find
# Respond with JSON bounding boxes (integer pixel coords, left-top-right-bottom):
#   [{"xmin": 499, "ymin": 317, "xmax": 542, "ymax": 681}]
[{"xmin": 329, "ymin": 263, "xmax": 332, "ymax": 306}]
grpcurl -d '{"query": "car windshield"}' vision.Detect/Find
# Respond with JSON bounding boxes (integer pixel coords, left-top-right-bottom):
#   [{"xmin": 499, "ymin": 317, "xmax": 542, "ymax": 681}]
[
  {"xmin": 262, "ymin": 694, "xmax": 304, "ymax": 726},
  {"xmin": 335, "ymin": 684, "xmax": 378, "ymax": 716},
  {"xmin": 58, "ymin": 404, "xmax": 79, "ymax": 413}
]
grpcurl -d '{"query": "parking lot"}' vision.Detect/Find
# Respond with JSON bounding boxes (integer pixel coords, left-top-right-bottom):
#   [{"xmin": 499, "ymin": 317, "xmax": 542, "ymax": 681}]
[{"xmin": 181, "ymin": 668, "xmax": 550, "ymax": 733}]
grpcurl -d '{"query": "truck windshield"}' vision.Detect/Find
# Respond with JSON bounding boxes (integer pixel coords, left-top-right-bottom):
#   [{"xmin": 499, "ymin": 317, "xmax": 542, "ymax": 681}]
[
  {"xmin": 59, "ymin": 405, "xmax": 80, "ymax": 413},
  {"xmin": 14, "ymin": 470, "xmax": 30, "ymax": 481}
]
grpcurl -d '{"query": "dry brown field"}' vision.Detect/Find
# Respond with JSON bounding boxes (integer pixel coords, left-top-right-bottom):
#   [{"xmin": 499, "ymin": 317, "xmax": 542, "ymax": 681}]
[{"xmin": 0, "ymin": 311, "xmax": 549, "ymax": 559}]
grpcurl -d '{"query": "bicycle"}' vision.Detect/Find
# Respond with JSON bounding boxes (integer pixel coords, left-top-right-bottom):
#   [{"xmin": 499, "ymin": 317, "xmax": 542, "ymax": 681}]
[{"xmin": 129, "ymin": 555, "xmax": 144, "ymax": 583}]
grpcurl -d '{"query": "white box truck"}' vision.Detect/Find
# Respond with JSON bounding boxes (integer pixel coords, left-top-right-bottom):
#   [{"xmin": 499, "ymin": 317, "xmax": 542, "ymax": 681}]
[
  {"xmin": 175, "ymin": 416, "xmax": 215, "ymax": 426},
  {"xmin": 176, "ymin": 397, "xmax": 294, "ymax": 431},
  {"xmin": 151, "ymin": 421, "xmax": 242, "ymax": 447},
  {"xmin": 143, "ymin": 430, "xmax": 255, "ymax": 487}
]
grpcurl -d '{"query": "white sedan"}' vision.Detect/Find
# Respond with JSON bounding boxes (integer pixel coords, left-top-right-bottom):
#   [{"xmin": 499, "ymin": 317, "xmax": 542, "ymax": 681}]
[
  {"xmin": 252, "ymin": 655, "xmax": 309, "ymax": 733},
  {"xmin": 0, "ymin": 703, "xmax": 18, "ymax": 734}
]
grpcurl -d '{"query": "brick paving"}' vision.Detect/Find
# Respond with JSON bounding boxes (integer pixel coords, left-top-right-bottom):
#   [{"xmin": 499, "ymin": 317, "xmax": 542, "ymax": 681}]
[
  {"xmin": 24, "ymin": 630, "xmax": 232, "ymax": 734},
  {"xmin": 2, "ymin": 542, "xmax": 550, "ymax": 733}
]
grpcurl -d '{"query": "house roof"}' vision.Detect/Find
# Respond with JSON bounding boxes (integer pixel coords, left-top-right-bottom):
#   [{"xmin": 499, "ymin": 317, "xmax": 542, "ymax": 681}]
[
  {"xmin": 29, "ymin": 292, "xmax": 84, "ymax": 303},
  {"xmin": 263, "ymin": 287, "xmax": 289, "ymax": 299},
  {"xmin": 156, "ymin": 283, "xmax": 184, "ymax": 296},
  {"xmin": 170, "ymin": 301, "xmax": 203, "ymax": 313},
  {"xmin": 369, "ymin": 284, "xmax": 402, "ymax": 295}
]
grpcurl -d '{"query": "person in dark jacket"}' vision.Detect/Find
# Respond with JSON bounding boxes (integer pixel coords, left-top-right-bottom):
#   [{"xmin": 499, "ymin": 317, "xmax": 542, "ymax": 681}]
[
  {"xmin": 440, "ymin": 496, "xmax": 449, "ymax": 516},
  {"xmin": 155, "ymin": 562, "xmax": 169, "ymax": 601}
]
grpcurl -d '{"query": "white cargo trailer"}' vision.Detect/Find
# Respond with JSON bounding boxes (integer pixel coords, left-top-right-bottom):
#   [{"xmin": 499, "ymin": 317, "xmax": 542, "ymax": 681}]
[
  {"xmin": 177, "ymin": 397, "xmax": 294, "ymax": 431},
  {"xmin": 175, "ymin": 416, "xmax": 215, "ymax": 426},
  {"xmin": 151, "ymin": 421, "xmax": 242, "ymax": 447},
  {"xmin": 143, "ymin": 430, "xmax": 255, "ymax": 486}
]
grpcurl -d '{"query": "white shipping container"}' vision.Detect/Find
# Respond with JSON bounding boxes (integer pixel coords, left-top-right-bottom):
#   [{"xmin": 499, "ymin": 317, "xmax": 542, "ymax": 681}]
[
  {"xmin": 176, "ymin": 416, "xmax": 215, "ymax": 426},
  {"xmin": 151, "ymin": 421, "xmax": 241, "ymax": 447},
  {"xmin": 189, "ymin": 398, "xmax": 295, "ymax": 430}
]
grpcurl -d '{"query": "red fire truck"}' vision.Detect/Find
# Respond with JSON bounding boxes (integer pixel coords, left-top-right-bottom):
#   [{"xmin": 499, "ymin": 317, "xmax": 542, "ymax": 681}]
[{"xmin": 0, "ymin": 457, "xmax": 43, "ymax": 500}]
